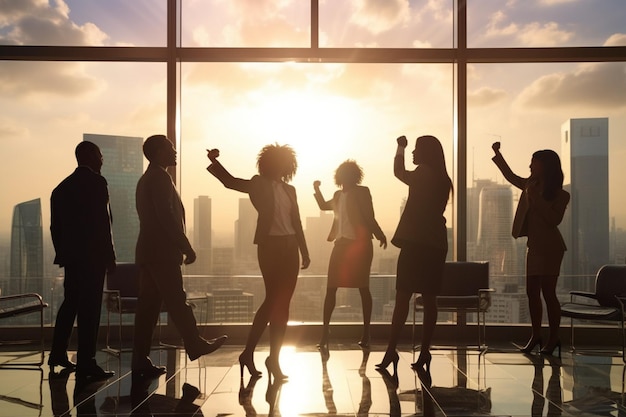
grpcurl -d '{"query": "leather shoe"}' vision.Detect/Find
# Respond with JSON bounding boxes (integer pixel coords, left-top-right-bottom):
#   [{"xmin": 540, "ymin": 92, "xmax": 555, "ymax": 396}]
[
  {"xmin": 48, "ymin": 356, "xmax": 76, "ymax": 370},
  {"xmin": 187, "ymin": 335, "xmax": 228, "ymax": 361},
  {"xmin": 132, "ymin": 364, "xmax": 167, "ymax": 379},
  {"xmin": 76, "ymin": 365, "xmax": 114, "ymax": 381}
]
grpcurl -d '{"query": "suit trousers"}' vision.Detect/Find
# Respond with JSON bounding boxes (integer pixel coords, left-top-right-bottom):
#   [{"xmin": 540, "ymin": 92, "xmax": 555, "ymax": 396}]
[
  {"xmin": 50, "ymin": 262, "xmax": 106, "ymax": 366},
  {"xmin": 132, "ymin": 263, "xmax": 200, "ymax": 360}
]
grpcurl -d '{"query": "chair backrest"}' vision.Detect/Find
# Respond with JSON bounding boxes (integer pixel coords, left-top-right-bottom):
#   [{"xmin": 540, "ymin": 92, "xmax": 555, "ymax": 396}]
[
  {"xmin": 439, "ymin": 262, "xmax": 490, "ymax": 297},
  {"xmin": 106, "ymin": 263, "xmax": 140, "ymax": 298},
  {"xmin": 595, "ymin": 264, "xmax": 626, "ymax": 308}
]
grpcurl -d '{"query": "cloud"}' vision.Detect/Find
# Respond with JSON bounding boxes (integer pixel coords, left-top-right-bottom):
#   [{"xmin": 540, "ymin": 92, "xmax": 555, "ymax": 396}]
[
  {"xmin": 469, "ymin": 87, "xmax": 508, "ymax": 107},
  {"xmin": 0, "ymin": 116, "xmax": 30, "ymax": 140},
  {"xmin": 605, "ymin": 33, "xmax": 626, "ymax": 46},
  {"xmin": 517, "ymin": 63, "xmax": 626, "ymax": 110},
  {"xmin": 349, "ymin": 0, "xmax": 410, "ymax": 35},
  {"xmin": 0, "ymin": 0, "xmax": 108, "ymax": 45},
  {"xmin": 0, "ymin": 62, "xmax": 104, "ymax": 99},
  {"xmin": 485, "ymin": 11, "xmax": 573, "ymax": 46}
]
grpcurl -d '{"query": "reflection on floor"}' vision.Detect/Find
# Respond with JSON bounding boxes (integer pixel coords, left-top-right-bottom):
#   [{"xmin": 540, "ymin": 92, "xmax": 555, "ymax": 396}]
[{"xmin": 0, "ymin": 342, "xmax": 625, "ymax": 416}]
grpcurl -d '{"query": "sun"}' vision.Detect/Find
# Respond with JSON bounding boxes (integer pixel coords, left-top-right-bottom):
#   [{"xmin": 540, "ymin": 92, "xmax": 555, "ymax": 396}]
[{"xmin": 242, "ymin": 89, "xmax": 360, "ymax": 175}]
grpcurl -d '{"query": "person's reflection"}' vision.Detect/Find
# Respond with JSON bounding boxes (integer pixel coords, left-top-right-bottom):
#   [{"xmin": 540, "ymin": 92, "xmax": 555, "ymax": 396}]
[
  {"xmin": 320, "ymin": 348, "xmax": 337, "ymax": 414},
  {"xmin": 239, "ymin": 374, "xmax": 262, "ymax": 417},
  {"xmin": 130, "ymin": 375, "xmax": 203, "ymax": 417},
  {"xmin": 376, "ymin": 366, "xmax": 400, "ymax": 417},
  {"xmin": 266, "ymin": 379, "xmax": 285, "ymax": 417},
  {"xmin": 416, "ymin": 368, "xmax": 435, "ymax": 417},
  {"xmin": 49, "ymin": 369, "xmax": 72, "ymax": 417},
  {"xmin": 529, "ymin": 354, "xmax": 562, "ymax": 416},
  {"xmin": 357, "ymin": 350, "xmax": 372, "ymax": 417},
  {"xmin": 74, "ymin": 375, "xmax": 107, "ymax": 416}
]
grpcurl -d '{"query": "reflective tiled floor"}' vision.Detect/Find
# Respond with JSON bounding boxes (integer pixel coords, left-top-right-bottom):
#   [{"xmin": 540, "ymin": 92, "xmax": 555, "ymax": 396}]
[{"xmin": 1, "ymin": 342, "xmax": 625, "ymax": 416}]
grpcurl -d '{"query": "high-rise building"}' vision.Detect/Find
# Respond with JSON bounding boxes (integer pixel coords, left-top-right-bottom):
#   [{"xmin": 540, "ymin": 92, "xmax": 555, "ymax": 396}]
[
  {"xmin": 10, "ymin": 198, "xmax": 43, "ymax": 295},
  {"xmin": 560, "ymin": 118, "xmax": 609, "ymax": 290},
  {"xmin": 475, "ymin": 184, "xmax": 521, "ymax": 278},
  {"xmin": 206, "ymin": 289, "xmax": 254, "ymax": 323},
  {"xmin": 234, "ymin": 198, "xmax": 257, "ymax": 274},
  {"xmin": 84, "ymin": 133, "xmax": 143, "ymax": 263},
  {"xmin": 191, "ymin": 195, "xmax": 212, "ymax": 275},
  {"xmin": 304, "ymin": 211, "xmax": 334, "ymax": 275}
]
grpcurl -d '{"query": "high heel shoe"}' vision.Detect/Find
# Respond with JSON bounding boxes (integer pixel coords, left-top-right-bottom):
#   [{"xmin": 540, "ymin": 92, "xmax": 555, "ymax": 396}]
[
  {"xmin": 411, "ymin": 350, "xmax": 432, "ymax": 373},
  {"xmin": 375, "ymin": 350, "xmax": 399, "ymax": 374},
  {"xmin": 540, "ymin": 340, "xmax": 562, "ymax": 358},
  {"xmin": 239, "ymin": 352, "xmax": 262, "ymax": 378},
  {"xmin": 519, "ymin": 338, "xmax": 542, "ymax": 354},
  {"xmin": 265, "ymin": 357, "xmax": 288, "ymax": 382}
]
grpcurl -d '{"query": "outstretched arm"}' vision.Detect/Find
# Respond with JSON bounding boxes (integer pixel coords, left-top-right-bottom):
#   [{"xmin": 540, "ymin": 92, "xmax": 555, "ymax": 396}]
[{"xmin": 206, "ymin": 148, "xmax": 252, "ymax": 193}]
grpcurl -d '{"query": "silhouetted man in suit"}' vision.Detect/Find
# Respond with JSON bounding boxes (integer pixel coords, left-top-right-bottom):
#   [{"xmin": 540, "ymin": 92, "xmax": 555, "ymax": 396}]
[
  {"xmin": 131, "ymin": 134, "xmax": 226, "ymax": 377},
  {"xmin": 50, "ymin": 140, "xmax": 116, "ymax": 381}
]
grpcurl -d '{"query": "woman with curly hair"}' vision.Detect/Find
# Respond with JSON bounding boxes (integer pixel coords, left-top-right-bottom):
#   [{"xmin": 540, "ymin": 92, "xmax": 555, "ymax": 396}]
[
  {"xmin": 313, "ymin": 160, "xmax": 387, "ymax": 349},
  {"xmin": 206, "ymin": 144, "xmax": 310, "ymax": 381}
]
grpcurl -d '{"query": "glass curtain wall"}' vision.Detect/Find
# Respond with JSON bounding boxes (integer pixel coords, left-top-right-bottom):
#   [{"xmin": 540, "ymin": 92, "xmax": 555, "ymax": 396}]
[{"xmin": 0, "ymin": 0, "xmax": 624, "ymax": 329}]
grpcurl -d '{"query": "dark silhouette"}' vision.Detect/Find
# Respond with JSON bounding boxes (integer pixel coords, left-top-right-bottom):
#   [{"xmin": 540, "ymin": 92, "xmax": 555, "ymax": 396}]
[
  {"xmin": 529, "ymin": 355, "xmax": 563, "ymax": 416},
  {"xmin": 377, "ymin": 135, "xmax": 452, "ymax": 373},
  {"xmin": 132, "ymin": 135, "xmax": 227, "ymax": 377},
  {"xmin": 49, "ymin": 368, "xmax": 72, "ymax": 417},
  {"xmin": 207, "ymin": 144, "xmax": 310, "ymax": 381},
  {"xmin": 239, "ymin": 373, "xmax": 262, "ymax": 416},
  {"xmin": 491, "ymin": 142, "xmax": 569, "ymax": 356},
  {"xmin": 49, "ymin": 141, "xmax": 116, "ymax": 380},
  {"xmin": 313, "ymin": 160, "xmax": 387, "ymax": 348}
]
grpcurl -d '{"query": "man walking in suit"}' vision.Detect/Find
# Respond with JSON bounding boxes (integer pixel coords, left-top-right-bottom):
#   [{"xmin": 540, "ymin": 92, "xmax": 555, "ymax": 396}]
[
  {"xmin": 49, "ymin": 141, "xmax": 116, "ymax": 381},
  {"xmin": 132, "ymin": 134, "xmax": 227, "ymax": 377}
]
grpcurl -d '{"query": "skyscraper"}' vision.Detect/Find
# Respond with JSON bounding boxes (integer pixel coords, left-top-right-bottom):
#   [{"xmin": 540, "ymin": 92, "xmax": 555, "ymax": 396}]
[
  {"xmin": 10, "ymin": 198, "xmax": 43, "ymax": 295},
  {"xmin": 560, "ymin": 118, "xmax": 609, "ymax": 290},
  {"xmin": 192, "ymin": 195, "xmax": 212, "ymax": 274},
  {"xmin": 234, "ymin": 198, "xmax": 257, "ymax": 273},
  {"xmin": 84, "ymin": 134, "xmax": 143, "ymax": 262}
]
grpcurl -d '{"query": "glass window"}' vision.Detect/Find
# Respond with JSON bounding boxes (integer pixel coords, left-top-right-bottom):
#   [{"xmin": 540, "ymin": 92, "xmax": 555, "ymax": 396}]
[
  {"xmin": 468, "ymin": 0, "xmax": 626, "ymax": 48},
  {"xmin": 0, "ymin": 61, "xmax": 166, "ymax": 325},
  {"xmin": 180, "ymin": 62, "xmax": 454, "ymax": 323},
  {"xmin": 320, "ymin": 0, "xmax": 453, "ymax": 48},
  {"xmin": 467, "ymin": 62, "xmax": 626, "ymax": 324},
  {"xmin": 0, "ymin": 0, "xmax": 167, "ymax": 46},
  {"xmin": 181, "ymin": 0, "xmax": 310, "ymax": 47}
]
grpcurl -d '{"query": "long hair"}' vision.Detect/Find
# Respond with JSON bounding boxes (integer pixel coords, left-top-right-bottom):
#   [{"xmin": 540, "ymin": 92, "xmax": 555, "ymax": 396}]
[
  {"xmin": 415, "ymin": 135, "xmax": 453, "ymax": 193},
  {"xmin": 532, "ymin": 149, "xmax": 564, "ymax": 201},
  {"xmin": 256, "ymin": 143, "xmax": 298, "ymax": 183},
  {"xmin": 334, "ymin": 159, "xmax": 363, "ymax": 187}
]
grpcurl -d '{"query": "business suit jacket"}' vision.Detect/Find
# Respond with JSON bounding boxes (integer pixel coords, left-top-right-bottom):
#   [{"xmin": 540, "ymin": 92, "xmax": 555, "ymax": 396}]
[
  {"xmin": 50, "ymin": 166, "xmax": 116, "ymax": 267},
  {"xmin": 207, "ymin": 159, "xmax": 309, "ymax": 258},
  {"xmin": 135, "ymin": 163, "xmax": 193, "ymax": 265},
  {"xmin": 391, "ymin": 156, "xmax": 450, "ymax": 250},
  {"xmin": 492, "ymin": 153, "xmax": 569, "ymax": 252},
  {"xmin": 314, "ymin": 186, "xmax": 385, "ymax": 242}
]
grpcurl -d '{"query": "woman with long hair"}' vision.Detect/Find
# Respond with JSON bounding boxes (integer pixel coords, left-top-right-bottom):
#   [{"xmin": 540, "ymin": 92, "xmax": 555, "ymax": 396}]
[
  {"xmin": 377, "ymin": 135, "xmax": 452, "ymax": 373},
  {"xmin": 313, "ymin": 160, "xmax": 387, "ymax": 349},
  {"xmin": 206, "ymin": 144, "xmax": 310, "ymax": 380},
  {"xmin": 491, "ymin": 142, "xmax": 569, "ymax": 356}
]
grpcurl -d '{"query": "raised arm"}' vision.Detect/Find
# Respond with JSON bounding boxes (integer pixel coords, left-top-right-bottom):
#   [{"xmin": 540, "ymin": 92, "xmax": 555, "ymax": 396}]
[
  {"xmin": 206, "ymin": 148, "xmax": 252, "ymax": 193},
  {"xmin": 393, "ymin": 135, "xmax": 411, "ymax": 185},
  {"xmin": 313, "ymin": 180, "xmax": 333, "ymax": 211},
  {"xmin": 491, "ymin": 142, "xmax": 527, "ymax": 190}
]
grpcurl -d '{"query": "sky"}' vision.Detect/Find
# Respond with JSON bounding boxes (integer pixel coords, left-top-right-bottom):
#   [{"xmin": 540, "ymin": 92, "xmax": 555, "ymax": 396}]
[{"xmin": 0, "ymin": 0, "xmax": 625, "ymax": 247}]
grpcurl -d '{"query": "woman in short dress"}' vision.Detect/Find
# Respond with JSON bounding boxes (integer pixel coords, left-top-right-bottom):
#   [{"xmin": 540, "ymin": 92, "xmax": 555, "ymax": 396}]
[
  {"xmin": 377, "ymin": 135, "xmax": 452, "ymax": 373},
  {"xmin": 313, "ymin": 160, "xmax": 387, "ymax": 349},
  {"xmin": 491, "ymin": 141, "xmax": 569, "ymax": 356}
]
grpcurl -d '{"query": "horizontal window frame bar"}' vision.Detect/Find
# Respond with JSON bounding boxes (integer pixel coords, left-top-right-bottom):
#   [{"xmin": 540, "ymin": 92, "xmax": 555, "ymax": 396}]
[{"xmin": 1, "ymin": 45, "xmax": 625, "ymax": 63}]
